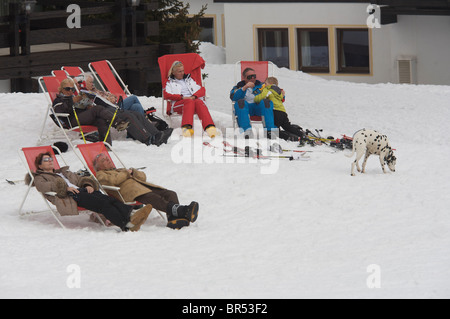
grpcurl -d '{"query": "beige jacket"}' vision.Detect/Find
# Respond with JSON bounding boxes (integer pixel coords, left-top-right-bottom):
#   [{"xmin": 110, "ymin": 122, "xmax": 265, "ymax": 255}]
[
  {"xmin": 30, "ymin": 167, "xmax": 98, "ymax": 216},
  {"xmin": 96, "ymin": 168, "xmax": 164, "ymax": 203}
]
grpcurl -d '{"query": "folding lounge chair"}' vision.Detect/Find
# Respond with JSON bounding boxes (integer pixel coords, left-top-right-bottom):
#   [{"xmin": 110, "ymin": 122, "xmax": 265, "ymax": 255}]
[
  {"xmin": 38, "ymin": 75, "xmax": 98, "ymax": 148},
  {"xmin": 88, "ymin": 60, "xmax": 130, "ymax": 100},
  {"xmin": 51, "ymin": 69, "xmax": 69, "ymax": 81},
  {"xmin": 158, "ymin": 53, "xmax": 206, "ymax": 121},
  {"xmin": 18, "ymin": 145, "xmax": 104, "ymax": 229},
  {"xmin": 75, "ymin": 141, "xmax": 165, "ymax": 220},
  {"xmin": 61, "ymin": 66, "xmax": 84, "ymax": 78},
  {"xmin": 232, "ymin": 60, "xmax": 275, "ymax": 129}
]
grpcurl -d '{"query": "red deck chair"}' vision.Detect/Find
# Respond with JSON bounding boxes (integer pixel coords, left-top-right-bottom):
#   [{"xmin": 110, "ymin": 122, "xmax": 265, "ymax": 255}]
[
  {"xmin": 51, "ymin": 69, "xmax": 69, "ymax": 81},
  {"xmin": 61, "ymin": 66, "xmax": 84, "ymax": 77},
  {"xmin": 75, "ymin": 141, "xmax": 165, "ymax": 220},
  {"xmin": 158, "ymin": 53, "xmax": 206, "ymax": 118},
  {"xmin": 88, "ymin": 60, "xmax": 130, "ymax": 100},
  {"xmin": 232, "ymin": 61, "xmax": 275, "ymax": 129},
  {"xmin": 18, "ymin": 145, "xmax": 104, "ymax": 229},
  {"xmin": 38, "ymin": 75, "xmax": 98, "ymax": 148}
]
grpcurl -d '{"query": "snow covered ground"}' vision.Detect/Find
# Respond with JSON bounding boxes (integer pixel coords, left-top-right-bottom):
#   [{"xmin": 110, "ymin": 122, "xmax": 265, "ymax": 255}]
[{"xmin": 1, "ymin": 42, "xmax": 450, "ymax": 299}]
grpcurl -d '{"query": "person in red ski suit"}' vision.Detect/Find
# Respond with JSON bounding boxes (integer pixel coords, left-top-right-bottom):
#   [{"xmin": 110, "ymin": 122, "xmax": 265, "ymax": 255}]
[{"xmin": 163, "ymin": 61, "xmax": 217, "ymax": 138}]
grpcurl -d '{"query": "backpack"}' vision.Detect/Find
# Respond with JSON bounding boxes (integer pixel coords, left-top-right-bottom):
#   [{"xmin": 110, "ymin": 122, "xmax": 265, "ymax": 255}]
[{"xmin": 146, "ymin": 107, "xmax": 169, "ymax": 131}]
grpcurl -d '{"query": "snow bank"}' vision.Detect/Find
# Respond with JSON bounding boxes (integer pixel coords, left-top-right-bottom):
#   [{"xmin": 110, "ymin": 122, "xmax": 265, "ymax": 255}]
[{"xmin": 1, "ymin": 44, "xmax": 450, "ymax": 299}]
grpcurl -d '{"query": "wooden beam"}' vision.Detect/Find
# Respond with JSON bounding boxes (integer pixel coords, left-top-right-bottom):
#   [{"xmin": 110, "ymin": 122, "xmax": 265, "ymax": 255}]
[
  {"xmin": 28, "ymin": 4, "xmax": 115, "ymax": 21},
  {"xmin": 380, "ymin": 7, "xmax": 398, "ymax": 25},
  {"xmin": 375, "ymin": 0, "xmax": 450, "ymax": 8},
  {"xmin": 0, "ymin": 45, "xmax": 158, "ymax": 80},
  {"xmin": 28, "ymin": 24, "xmax": 116, "ymax": 45}
]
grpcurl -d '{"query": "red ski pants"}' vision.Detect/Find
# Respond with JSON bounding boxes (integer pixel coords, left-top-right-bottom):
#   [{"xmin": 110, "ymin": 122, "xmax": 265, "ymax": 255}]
[{"xmin": 172, "ymin": 99, "xmax": 214, "ymax": 130}]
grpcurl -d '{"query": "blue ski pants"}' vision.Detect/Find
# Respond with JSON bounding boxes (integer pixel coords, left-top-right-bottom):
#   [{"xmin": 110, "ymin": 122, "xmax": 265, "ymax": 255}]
[{"xmin": 234, "ymin": 99, "xmax": 276, "ymax": 132}]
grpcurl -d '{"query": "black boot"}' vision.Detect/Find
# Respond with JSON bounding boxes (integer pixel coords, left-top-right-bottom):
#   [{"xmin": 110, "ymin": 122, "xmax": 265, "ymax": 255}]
[
  {"xmin": 160, "ymin": 128, "xmax": 174, "ymax": 144},
  {"xmin": 147, "ymin": 131, "xmax": 162, "ymax": 146},
  {"xmin": 166, "ymin": 201, "xmax": 199, "ymax": 229},
  {"xmin": 148, "ymin": 128, "xmax": 173, "ymax": 147}
]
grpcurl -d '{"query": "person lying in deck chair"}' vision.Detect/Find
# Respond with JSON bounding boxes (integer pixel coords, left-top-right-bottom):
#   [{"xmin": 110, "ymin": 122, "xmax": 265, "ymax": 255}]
[
  {"xmin": 93, "ymin": 153, "xmax": 199, "ymax": 230},
  {"xmin": 55, "ymin": 79, "xmax": 172, "ymax": 146},
  {"xmin": 77, "ymin": 76, "xmax": 173, "ymax": 146},
  {"xmin": 83, "ymin": 73, "xmax": 148, "ymax": 116},
  {"xmin": 53, "ymin": 79, "xmax": 129, "ymax": 145},
  {"xmin": 30, "ymin": 151, "xmax": 152, "ymax": 231}
]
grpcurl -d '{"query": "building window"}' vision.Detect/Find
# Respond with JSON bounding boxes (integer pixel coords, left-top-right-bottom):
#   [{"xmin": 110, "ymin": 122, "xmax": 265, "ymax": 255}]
[
  {"xmin": 297, "ymin": 28, "xmax": 329, "ymax": 73},
  {"xmin": 198, "ymin": 17, "xmax": 214, "ymax": 44},
  {"xmin": 188, "ymin": 16, "xmax": 215, "ymax": 44},
  {"xmin": 257, "ymin": 28, "xmax": 289, "ymax": 69},
  {"xmin": 337, "ymin": 29, "xmax": 370, "ymax": 74}
]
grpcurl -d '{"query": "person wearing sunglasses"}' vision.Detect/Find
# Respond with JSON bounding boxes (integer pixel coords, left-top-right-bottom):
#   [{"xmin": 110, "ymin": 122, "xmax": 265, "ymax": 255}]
[
  {"xmin": 230, "ymin": 68, "xmax": 276, "ymax": 137},
  {"xmin": 54, "ymin": 79, "xmax": 171, "ymax": 146},
  {"xmin": 30, "ymin": 152, "xmax": 153, "ymax": 231},
  {"xmin": 53, "ymin": 78, "xmax": 130, "ymax": 145}
]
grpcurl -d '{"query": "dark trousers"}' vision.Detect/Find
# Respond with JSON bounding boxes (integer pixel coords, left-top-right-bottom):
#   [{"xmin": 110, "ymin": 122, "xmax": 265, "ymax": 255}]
[
  {"xmin": 100, "ymin": 105, "xmax": 160, "ymax": 145},
  {"xmin": 72, "ymin": 106, "xmax": 160, "ymax": 145},
  {"xmin": 135, "ymin": 188, "xmax": 179, "ymax": 213},
  {"xmin": 70, "ymin": 105, "xmax": 113, "ymax": 144},
  {"xmin": 273, "ymin": 110, "xmax": 304, "ymax": 140},
  {"xmin": 70, "ymin": 188, "xmax": 132, "ymax": 230},
  {"xmin": 116, "ymin": 109, "xmax": 160, "ymax": 144}
]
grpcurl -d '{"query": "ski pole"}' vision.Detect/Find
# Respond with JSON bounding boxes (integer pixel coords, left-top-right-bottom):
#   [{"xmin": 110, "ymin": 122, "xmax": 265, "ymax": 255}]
[
  {"xmin": 282, "ymin": 149, "xmax": 312, "ymax": 153},
  {"xmin": 104, "ymin": 97, "xmax": 123, "ymax": 143},
  {"xmin": 5, "ymin": 179, "xmax": 23, "ymax": 185},
  {"xmin": 72, "ymin": 107, "xmax": 87, "ymax": 144},
  {"xmin": 103, "ymin": 107, "xmax": 118, "ymax": 143},
  {"xmin": 223, "ymin": 153, "xmax": 308, "ymax": 161}
]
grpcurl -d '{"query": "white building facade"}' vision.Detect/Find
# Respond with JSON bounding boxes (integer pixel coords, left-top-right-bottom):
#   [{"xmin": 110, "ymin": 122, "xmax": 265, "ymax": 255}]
[{"xmin": 188, "ymin": 0, "xmax": 450, "ymax": 85}]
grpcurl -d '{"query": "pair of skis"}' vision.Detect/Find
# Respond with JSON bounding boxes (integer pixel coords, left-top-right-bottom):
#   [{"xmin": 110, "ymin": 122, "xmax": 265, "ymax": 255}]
[
  {"xmin": 304, "ymin": 129, "xmax": 353, "ymax": 150},
  {"xmin": 203, "ymin": 141, "xmax": 311, "ymax": 161}
]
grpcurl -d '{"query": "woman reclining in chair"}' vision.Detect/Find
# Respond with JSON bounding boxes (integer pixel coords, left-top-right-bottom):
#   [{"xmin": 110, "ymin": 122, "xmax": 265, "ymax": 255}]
[
  {"xmin": 164, "ymin": 61, "xmax": 217, "ymax": 138},
  {"xmin": 54, "ymin": 79, "xmax": 172, "ymax": 146},
  {"xmin": 30, "ymin": 151, "xmax": 152, "ymax": 231}
]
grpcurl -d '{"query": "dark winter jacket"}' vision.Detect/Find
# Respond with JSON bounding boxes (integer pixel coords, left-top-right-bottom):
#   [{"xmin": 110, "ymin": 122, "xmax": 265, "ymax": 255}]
[{"xmin": 53, "ymin": 94, "xmax": 76, "ymax": 118}]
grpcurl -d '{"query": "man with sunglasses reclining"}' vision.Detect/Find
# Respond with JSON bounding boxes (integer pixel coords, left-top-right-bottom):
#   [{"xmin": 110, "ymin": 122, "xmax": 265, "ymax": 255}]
[{"xmin": 230, "ymin": 68, "xmax": 277, "ymax": 138}]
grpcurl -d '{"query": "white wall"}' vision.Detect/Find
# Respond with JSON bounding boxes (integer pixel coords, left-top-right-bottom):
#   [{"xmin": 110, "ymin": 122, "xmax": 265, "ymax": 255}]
[
  {"xmin": 388, "ymin": 15, "xmax": 450, "ymax": 85},
  {"xmin": 223, "ymin": 3, "xmax": 386, "ymax": 83},
  {"xmin": 223, "ymin": 3, "xmax": 370, "ymax": 61},
  {"xmin": 220, "ymin": 2, "xmax": 450, "ymax": 85}
]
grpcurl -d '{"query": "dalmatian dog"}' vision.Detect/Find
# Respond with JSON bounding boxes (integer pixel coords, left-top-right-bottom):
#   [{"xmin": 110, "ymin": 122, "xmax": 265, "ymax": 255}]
[{"xmin": 346, "ymin": 129, "xmax": 396, "ymax": 176}]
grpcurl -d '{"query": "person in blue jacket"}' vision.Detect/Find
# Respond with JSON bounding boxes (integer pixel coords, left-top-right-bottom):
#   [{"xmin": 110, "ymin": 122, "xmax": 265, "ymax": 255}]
[{"xmin": 230, "ymin": 67, "xmax": 276, "ymax": 136}]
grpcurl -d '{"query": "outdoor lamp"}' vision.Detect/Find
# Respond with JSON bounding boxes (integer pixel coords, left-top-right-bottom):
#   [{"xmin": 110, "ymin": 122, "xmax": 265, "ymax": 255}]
[
  {"xmin": 22, "ymin": 0, "xmax": 36, "ymax": 14},
  {"xmin": 127, "ymin": 0, "xmax": 140, "ymax": 7}
]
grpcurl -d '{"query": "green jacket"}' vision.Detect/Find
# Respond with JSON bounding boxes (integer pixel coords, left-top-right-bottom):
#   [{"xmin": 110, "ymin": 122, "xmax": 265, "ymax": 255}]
[{"xmin": 254, "ymin": 84, "xmax": 286, "ymax": 113}]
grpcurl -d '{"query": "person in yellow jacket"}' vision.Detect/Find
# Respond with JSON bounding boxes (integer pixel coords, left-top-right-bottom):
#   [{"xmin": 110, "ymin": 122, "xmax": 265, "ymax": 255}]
[{"xmin": 254, "ymin": 77, "xmax": 305, "ymax": 142}]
